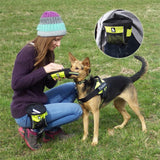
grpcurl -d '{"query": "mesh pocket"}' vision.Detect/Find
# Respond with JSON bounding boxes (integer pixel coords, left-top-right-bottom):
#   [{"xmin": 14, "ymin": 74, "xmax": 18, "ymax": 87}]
[{"xmin": 103, "ymin": 18, "xmax": 132, "ymax": 44}]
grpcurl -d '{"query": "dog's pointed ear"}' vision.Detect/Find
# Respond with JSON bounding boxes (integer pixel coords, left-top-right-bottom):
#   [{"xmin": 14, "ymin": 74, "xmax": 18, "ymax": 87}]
[
  {"xmin": 69, "ymin": 52, "xmax": 77, "ymax": 63},
  {"xmin": 82, "ymin": 57, "xmax": 90, "ymax": 67}
]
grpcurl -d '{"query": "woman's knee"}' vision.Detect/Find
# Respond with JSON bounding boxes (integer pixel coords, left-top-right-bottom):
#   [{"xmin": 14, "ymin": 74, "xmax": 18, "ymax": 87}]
[
  {"xmin": 64, "ymin": 82, "xmax": 76, "ymax": 94},
  {"xmin": 15, "ymin": 114, "xmax": 31, "ymax": 128},
  {"xmin": 72, "ymin": 103, "xmax": 83, "ymax": 118}
]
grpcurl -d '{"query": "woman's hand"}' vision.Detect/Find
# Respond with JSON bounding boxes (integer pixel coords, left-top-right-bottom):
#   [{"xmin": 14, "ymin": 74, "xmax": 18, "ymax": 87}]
[{"xmin": 44, "ymin": 63, "xmax": 64, "ymax": 74}]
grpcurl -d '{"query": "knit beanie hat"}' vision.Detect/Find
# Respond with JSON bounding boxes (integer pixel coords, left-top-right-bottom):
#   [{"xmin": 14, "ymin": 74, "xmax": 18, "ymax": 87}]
[{"xmin": 37, "ymin": 11, "xmax": 67, "ymax": 37}]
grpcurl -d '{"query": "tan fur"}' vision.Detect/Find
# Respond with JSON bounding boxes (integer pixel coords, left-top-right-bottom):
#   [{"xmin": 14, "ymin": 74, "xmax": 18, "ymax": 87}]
[{"xmin": 69, "ymin": 52, "xmax": 147, "ymax": 146}]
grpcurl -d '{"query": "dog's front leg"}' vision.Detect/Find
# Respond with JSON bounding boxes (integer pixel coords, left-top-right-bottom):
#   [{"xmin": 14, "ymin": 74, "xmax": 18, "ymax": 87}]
[
  {"xmin": 82, "ymin": 107, "xmax": 89, "ymax": 141},
  {"xmin": 91, "ymin": 110, "xmax": 99, "ymax": 146}
]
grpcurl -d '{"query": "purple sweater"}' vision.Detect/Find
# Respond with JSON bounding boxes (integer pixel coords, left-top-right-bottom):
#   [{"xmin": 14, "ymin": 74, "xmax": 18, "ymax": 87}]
[{"xmin": 11, "ymin": 44, "xmax": 57, "ymax": 118}]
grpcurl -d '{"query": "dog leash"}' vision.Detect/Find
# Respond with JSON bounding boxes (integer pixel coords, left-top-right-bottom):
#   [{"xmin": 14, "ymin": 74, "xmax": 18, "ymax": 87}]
[{"xmin": 78, "ymin": 76, "xmax": 107, "ymax": 104}]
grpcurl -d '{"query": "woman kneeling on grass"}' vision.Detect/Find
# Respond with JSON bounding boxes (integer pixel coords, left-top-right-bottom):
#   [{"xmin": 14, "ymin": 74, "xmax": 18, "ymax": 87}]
[{"xmin": 11, "ymin": 11, "xmax": 82, "ymax": 150}]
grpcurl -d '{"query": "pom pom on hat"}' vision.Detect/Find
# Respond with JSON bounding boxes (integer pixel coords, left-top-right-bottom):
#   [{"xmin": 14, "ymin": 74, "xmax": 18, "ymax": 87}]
[{"xmin": 37, "ymin": 11, "xmax": 67, "ymax": 37}]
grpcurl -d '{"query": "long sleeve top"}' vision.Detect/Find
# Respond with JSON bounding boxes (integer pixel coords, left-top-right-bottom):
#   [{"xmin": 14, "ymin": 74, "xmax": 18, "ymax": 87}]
[{"xmin": 11, "ymin": 44, "xmax": 57, "ymax": 118}]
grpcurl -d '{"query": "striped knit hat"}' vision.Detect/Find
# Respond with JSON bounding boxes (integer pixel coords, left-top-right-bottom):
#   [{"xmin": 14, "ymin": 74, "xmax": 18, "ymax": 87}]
[{"xmin": 37, "ymin": 11, "xmax": 67, "ymax": 37}]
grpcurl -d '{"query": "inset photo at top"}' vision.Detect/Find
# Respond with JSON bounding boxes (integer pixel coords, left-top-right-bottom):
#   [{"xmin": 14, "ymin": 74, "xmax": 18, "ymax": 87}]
[{"xmin": 95, "ymin": 9, "xmax": 143, "ymax": 58}]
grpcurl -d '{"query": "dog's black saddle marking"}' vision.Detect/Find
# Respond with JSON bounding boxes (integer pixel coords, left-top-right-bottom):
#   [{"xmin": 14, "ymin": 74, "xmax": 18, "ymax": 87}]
[{"xmin": 78, "ymin": 76, "xmax": 107, "ymax": 103}]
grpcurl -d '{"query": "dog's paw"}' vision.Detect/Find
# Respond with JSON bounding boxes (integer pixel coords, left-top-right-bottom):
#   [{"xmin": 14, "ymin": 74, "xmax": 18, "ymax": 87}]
[
  {"xmin": 142, "ymin": 124, "xmax": 147, "ymax": 133},
  {"xmin": 91, "ymin": 141, "xmax": 98, "ymax": 146},
  {"xmin": 91, "ymin": 137, "xmax": 98, "ymax": 146},
  {"xmin": 142, "ymin": 128, "xmax": 147, "ymax": 133},
  {"xmin": 108, "ymin": 128, "xmax": 115, "ymax": 136},
  {"xmin": 82, "ymin": 135, "xmax": 87, "ymax": 141},
  {"xmin": 114, "ymin": 124, "xmax": 124, "ymax": 129}
]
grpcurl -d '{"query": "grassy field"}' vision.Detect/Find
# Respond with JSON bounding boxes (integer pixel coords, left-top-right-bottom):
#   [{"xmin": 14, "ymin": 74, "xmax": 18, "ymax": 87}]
[{"xmin": 0, "ymin": 0, "xmax": 160, "ymax": 159}]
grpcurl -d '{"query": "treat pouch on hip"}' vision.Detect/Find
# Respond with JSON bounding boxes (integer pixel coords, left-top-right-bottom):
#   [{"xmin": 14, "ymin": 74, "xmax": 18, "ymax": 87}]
[
  {"xmin": 26, "ymin": 103, "xmax": 48, "ymax": 129},
  {"xmin": 103, "ymin": 17, "xmax": 132, "ymax": 44}
]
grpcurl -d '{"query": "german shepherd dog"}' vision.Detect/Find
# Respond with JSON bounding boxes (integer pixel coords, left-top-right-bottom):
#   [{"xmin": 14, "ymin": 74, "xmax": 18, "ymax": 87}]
[{"xmin": 68, "ymin": 53, "xmax": 147, "ymax": 146}]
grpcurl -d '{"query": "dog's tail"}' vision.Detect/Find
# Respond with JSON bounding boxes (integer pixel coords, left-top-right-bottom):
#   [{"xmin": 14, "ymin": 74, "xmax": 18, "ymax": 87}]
[{"xmin": 130, "ymin": 56, "xmax": 148, "ymax": 82}]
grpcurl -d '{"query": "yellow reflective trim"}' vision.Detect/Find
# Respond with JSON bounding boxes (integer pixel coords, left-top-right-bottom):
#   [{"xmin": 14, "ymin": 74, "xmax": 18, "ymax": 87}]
[
  {"xmin": 51, "ymin": 71, "xmax": 65, "ymax": 79},
  {"xmin": 95, "ymin": 80, "xmax": 106, "ymax": 94},
  {"xmin": 31, "ymin": 112, "xmax": 48, "ymax": 122},
  {"xmin": 126, "ymin": 28, "xmax": 132, "ymax": 37},
  {"xmin": 59, "ymin": 72, "xmax": 65, "ymax": 78},
  {"xmin": 104, "ymin": 26, "xmax": 124, "ymax": 34},
  {"xmin": 31, "ymin": 115, "xmax": 41, "ymax": 122}
]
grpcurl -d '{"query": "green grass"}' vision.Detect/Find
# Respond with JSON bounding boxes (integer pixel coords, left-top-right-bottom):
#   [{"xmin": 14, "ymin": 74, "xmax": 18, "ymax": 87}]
[{"xmin": 0, "ymin": 0, "xmax": 160, "ymax": 159}]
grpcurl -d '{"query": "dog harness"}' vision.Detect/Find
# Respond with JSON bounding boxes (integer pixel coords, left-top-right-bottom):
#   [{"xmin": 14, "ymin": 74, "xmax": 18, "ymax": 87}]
[{"xmin": 78, "ymin": 76, "xmax": 107, "ymax": 104}]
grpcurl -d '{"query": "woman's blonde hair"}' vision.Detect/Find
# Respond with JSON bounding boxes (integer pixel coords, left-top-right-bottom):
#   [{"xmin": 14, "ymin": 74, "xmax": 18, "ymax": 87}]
[{"xmin": 32, "ymin": 36, "xmax": 55, "ymax": 69}]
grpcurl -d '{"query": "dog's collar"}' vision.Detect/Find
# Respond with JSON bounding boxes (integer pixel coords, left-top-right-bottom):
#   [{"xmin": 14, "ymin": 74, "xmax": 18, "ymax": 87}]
[{"xmin": 74, "ymin": 79, "xmax": 86, "ymax": 85}]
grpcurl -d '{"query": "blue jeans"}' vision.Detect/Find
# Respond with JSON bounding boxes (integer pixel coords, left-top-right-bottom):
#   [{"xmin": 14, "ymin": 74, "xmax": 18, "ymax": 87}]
[{"xmin": 15, "ymin": 82, "xmax": 82, "ymax": 131}]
